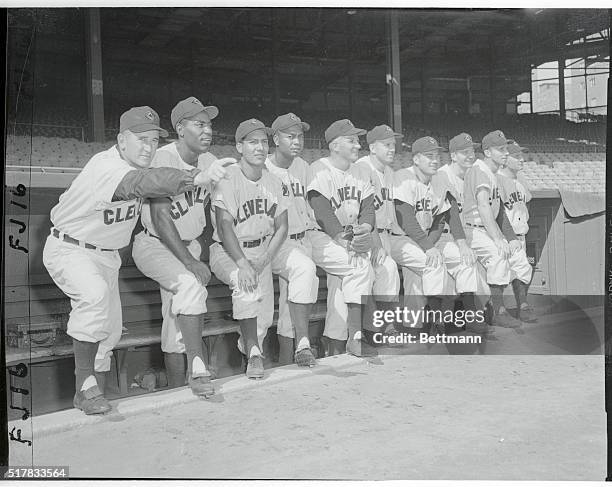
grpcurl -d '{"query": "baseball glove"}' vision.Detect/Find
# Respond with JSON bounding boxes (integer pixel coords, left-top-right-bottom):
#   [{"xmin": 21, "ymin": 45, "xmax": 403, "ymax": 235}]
[{"xmin": 350, "ymin": 232, "xmax": 372, "ymax": 253}]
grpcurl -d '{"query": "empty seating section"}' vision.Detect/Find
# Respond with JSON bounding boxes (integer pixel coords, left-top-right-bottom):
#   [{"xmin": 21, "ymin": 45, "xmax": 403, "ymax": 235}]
[{"xmin": 6, "ymin": 113, "xmax": 606, "ymax": 193}]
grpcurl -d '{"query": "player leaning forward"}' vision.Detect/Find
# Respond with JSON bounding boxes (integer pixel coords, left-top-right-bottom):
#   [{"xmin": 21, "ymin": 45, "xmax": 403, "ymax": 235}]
[
  {"xmin": 209, "ymin": 119, "xmax": 289, "ymax": 379},
  {"xmin": 132, "ymin": 97, "xmax": 235, "ymax": 397},
  {"xmin": 265, "ymin": 113, "xmax": 319, "ymax": 367},
  {"xmin": 43, "ymin": 107, "xmax": 224, "ymax": 414},
  {"xmin": 307, "ymin": 119, "xmax": 376, "ymax": 356},
  {"xmin": 462, "ymin": 130, "xmax": 532, "ymax": 328}
]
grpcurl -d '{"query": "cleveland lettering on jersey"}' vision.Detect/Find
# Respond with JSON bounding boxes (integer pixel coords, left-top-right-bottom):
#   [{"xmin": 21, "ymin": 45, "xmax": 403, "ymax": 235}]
[
  {"xmin": 169, "ymin": 186, "xmax": 209, "ymax": 220},
  {"xmin": 235, "ymin": 197, "xmax": 278, "ymax": 225},
  {"xmin": 290, "ymin": 181, "xmax": 306, "ymax": 199},
  {"xmin": 503, "ymin": 190, "xmax": 526, "ymax": 210},
  {"xmin": 373, "ymin": 187, "xmax": 393, "ymax": 210},
  {"xmin": 415, "ymin": 197, "xmax": 435, "ymax": 213},
  {"xmin": 330, "ymin": 186, "xmax": 362, "ymax": 210},
  {"xmin": 103, "ymin": 202, "xmax": 142, "ymax": 225}
]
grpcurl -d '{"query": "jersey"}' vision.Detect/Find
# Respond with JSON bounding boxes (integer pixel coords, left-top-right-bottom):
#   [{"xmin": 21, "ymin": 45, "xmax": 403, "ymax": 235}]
[
  {"xmin": 49, "ymin": 145, "xmax": 140, "ymax": 249},
  {"xmin": 355, "ymin": 155, "xmax": 402, "ymax": 233},
  {"xmin": 308, "ymin": 157, "xmax": 373, "ymax": 228},
  {"xmin": 463, "ymin": 159, "xmax": 501, "ymax": 225},
  {"xmin": 140, "ymin": 143, "xmax": 214, "ymax": 241},
  {"xmin": 265, "ymin": 156, "xmax": 316, "ymax": 235},
  {"xmin": 393, "ymin": 165, "xmax": 450, "ymax": 233},
  {"xmin": 211, "ymin": 163, "xmax": 289, "ymax": 243},
  {"xmin": 497, "ymin": 172, "xmax": 531, "ymax": 235}
]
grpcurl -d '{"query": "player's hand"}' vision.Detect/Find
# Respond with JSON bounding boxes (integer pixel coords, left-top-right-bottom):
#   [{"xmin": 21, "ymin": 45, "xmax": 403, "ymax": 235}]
[
  {"xmin": 185, "ymin": 260, "xmax": 212, "ymax": 286},
  {"xmin": 333, "ymin": 232, "xmax": 351, "ymax": 251},
  {"xmin": 370, "ymin": 243, "xmax": 387, "ymax": 266},
  {"xmin": 350, "ymin": 232, "xmax": 372, "ymax": 254},
  {"xmin": 352, "ymin": 223, "xmax": 372, "ymax": 236},
  {"xmin": 236, "ymin": 259, "xmax": 258, "ymax": 293},
  {"xmin": 250, "ymin": 252, "xmax": 271, "ymax": 274},
  {"xmin": 494, "ymin": 238, "xmax": 510, "ymax": 259},
  {"xmin": 509, "ymin": 239, "xmax": 522, "ymax": 255},
  {"xmin": 457, "ymin": 240, "xmax": 476, "ymax": 267},
  {"xmin": 425, "ymin": 247, "xmax": 443, "ymax": 268},
  {"xmin": 194, "ymin": 158, "xmax": 237, "ymax": 186}
]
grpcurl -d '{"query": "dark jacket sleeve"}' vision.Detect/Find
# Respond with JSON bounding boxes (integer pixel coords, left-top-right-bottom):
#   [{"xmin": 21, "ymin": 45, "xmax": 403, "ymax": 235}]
[
  {"xmin": 112, "ymin": 167, "xmax": 198, "ymax": 202},
  {"xmin": 497, "ymin": 205, "xmax": 517, "ymax": 241},
  {"xmin": 395, "ymin": 199, "xmax": 434, "ymax": 251},
  {"xmin": 308, "ymin": 190, "xmax": 344, "ymax": 238},
  {"xmin": 447, "ymin": 194, "xmax": 466, "ymax": 240},
  {"xmin": 357, "ymin": 194, "xmax": 376, "ymax": 228},
  {"xmin": 428, "ymin": 211, "xmax": 447, "ymax": 245}
]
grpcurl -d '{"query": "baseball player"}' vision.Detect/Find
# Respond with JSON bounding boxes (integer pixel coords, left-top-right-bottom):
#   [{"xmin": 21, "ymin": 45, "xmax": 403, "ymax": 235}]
[
  {"xmin": 462, "ymin": 130, "xmax": 530, "ymax": 328},
  {"xmin": 435, "ymin": 132, "xmax": 492, "ymax": 321},
  {"xmin": 43, "ymin": 106, "xmax": 227, "ymax": 415},
  {"xmin": 325, "ymin": 125, "xmax": 401, "ymax": 338},
  {"xmin": 132, "ymin": 97, "xmax": 236, "ymax": 397},
  {"xmin": 266, "ymin": 113, "xmax": 319, "ymax": 367},
  {"xmin": 307, "ymin": 119, "xmax": 375, "ymax": 356},
  {"xmin": 497, "ymin": 141, "xmax": 537, "ymax": 322},
  {"xmin": 389, "ymin": 136, "xmax": 482, "ymax": 332},
  {"xmin": 209, "ymin": 118, "xmax": 289, "ymax": 379}
]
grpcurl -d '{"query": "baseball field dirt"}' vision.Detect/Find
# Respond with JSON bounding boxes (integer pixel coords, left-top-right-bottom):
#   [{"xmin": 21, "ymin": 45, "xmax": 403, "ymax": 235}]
[{"xmin": 9, "ymin": 352, "xmax": 605, "ymax": 480}]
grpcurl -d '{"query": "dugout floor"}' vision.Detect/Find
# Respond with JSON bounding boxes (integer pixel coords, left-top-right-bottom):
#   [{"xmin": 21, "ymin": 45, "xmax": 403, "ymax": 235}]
[{"xmin": 9, "ymin": 351, "xmax": 605, "ymax": 480}]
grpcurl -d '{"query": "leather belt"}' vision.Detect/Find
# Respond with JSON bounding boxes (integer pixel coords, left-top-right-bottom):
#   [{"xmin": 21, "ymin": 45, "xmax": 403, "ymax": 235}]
[
  {"xmin": 51, "ymin": 228, "xmax": 114, "ymax": 252},
  {"xmin": 289, "ymin": 231, "xmax": 306, "ymax": 240},
  {"xmin": 466, "ymin": 222, "xmax": 485, "ymax": 229},
  {"xmin": 515, "ymin": 233, "xmax": 525, "ymax": 237},
  {"xmin": 242, "ymin": 236, "xmax": 267, "ymax": 248},
  {"xmin": 377, "ymin": 228, "xmax": 391, "ymax": 234}
]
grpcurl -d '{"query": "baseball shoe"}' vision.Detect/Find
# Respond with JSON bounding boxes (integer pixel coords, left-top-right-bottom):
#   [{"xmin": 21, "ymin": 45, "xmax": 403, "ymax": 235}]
[
  {"xmin": 73, "ymin": 385, "xmax": 111, "ymax": 415},
  {"xmin": 188, "ymin": 374, "xmax": 214, "ymax": 398},
  {"xmin": 346, "ymin": 338, "xmax": 362, "ymax": 357},
  {"xmin": 246, "ymin": 355, "xmax": 264, "ymax": 379},
  {"xmin": 465, "ymin": 321, "xmax": 490, "ymax": 334},
  {"xmin": 519, "ymin": 305, "xmax": 538, "ymax": 323},
  {"xmin": 294, "ymin": 347, "xmax": 316, "ymax": 367},
  {"xmin": 492, "ymin": 310, "xmax": 522, "ymax": 329}
]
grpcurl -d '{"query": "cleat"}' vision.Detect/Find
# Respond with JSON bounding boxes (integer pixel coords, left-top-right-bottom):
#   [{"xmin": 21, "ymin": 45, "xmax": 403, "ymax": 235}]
[
  {"xmin": 346, "ymin": 338, "xmax": 362, "ymax": 357},
  {"xmin": 492, "ymin": 310, "xmax": 522, "ymax": 329},
  {"xmin": 73, "ymin": 385, "xmax": 111, "ymax": 415},
  {"xmin": 519, "ymin": 305, "xmax": 538, "ymax": 323},
  {"xmin": 246, "ymin": 355, "xmax": 264, "ymax": 379},
  {"xmin": 188, "ymin": 374, "xmax": 214, "ymax": 398},
  {"xmin": 294, "ymin": 347, "xmax": 316, "ymax": 367}
]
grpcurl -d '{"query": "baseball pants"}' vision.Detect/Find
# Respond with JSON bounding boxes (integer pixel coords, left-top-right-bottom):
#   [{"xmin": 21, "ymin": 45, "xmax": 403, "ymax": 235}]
[
  {"xmin": 388, "ymin": 234, "xmax": 447, "ymax": 296},
  {"xmin": 132, "ymin": 232, "xmax": 208, "ymax": 354},
  {"xmin": 324, "ymin": 231, "xmax": 400, "ymax": 340},
  {"xmin": 209, "ymin": 241, "xmax": 274, "ymax": 353},
  {"xmin": 43, "ymin": 235, "xmax": 122, "ymax": 372},
  {"xmin": 509, "ymin": 235, "xmax": 532, "ymax": 284},
  {"xmin": 465, "ymin": 226, "xmax": 512, "ymax": 286},
  {"xmin": 272, "ymin": 236, "xmax": 319, "ymax": 339}
]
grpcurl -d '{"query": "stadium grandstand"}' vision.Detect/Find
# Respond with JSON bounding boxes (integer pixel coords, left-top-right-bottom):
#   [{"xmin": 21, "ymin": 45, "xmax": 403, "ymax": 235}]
[{"xmin": 5, "ymin": 8, "xmax": 608, "ymax": 416}]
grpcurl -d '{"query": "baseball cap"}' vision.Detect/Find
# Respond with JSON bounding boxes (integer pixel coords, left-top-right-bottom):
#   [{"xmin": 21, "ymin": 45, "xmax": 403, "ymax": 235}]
[
  {"xmin": 482, "ymin": 130, "xmax": 509, "ymax": 151},
  {"xmin": 366, "ymin": 124, "xmax": 403, "ymax": 144},
  {"xmin": 324, "ymin": 119, "xmax": 366, "ymax": 144},
  {"xmin": 271, "ymin": 113, "xmax": 310, "ymax": 133},
  {"xmin": 171, "ymin": 96, "xmax": 219, "ymax": 130},
  {"xmin": 449, "ymin": 132, "xmax": 480, "ymax": 153},
  {"xmin": 507, "ymin": 141, "xmax": 528, "ymax": 155},
  {"xmin": 120, "ymin": 106, "xmax": 168, "ymax": 137},
  {"xmin": 235, "ymin": 118, "xmax": 272, "ymax": 143},
  {"xmin": 411, "ymin": 136, "xmax": 445, "ymax": 154}
]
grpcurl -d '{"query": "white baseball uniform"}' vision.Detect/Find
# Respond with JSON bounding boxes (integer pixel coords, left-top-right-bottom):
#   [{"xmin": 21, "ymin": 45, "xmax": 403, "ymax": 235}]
[
  {"xmin": 497, "ymin": 172, "xmax": 533, "ymax": 284},
  {"xmin": 389, "ymin": 165, "xmax": 450, "ymax": 296},
  {"xmin": 132, "ymin": 143, "xmax": 217, "ymax": 354},
  {"xmin": 307, "ymin": 157, "xmax": 376, "ymax": 341},
  {"xmin": 43, "ymin": 145, "xmax": 141, "ymax": 372},
  {"xmin": 325, "ymin": 156, "xmax": 401, "ymax": 337},
  {"xmin": 463, "ymin": 159, "xmax": 511, "ymax": 285},
  {"xmin": 265, "ymin": 156, "xmax": 319, "ymax": 339},
  {"xmin": 209, "ymin": 163, "xmax": 289, "ymax": 352}
]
